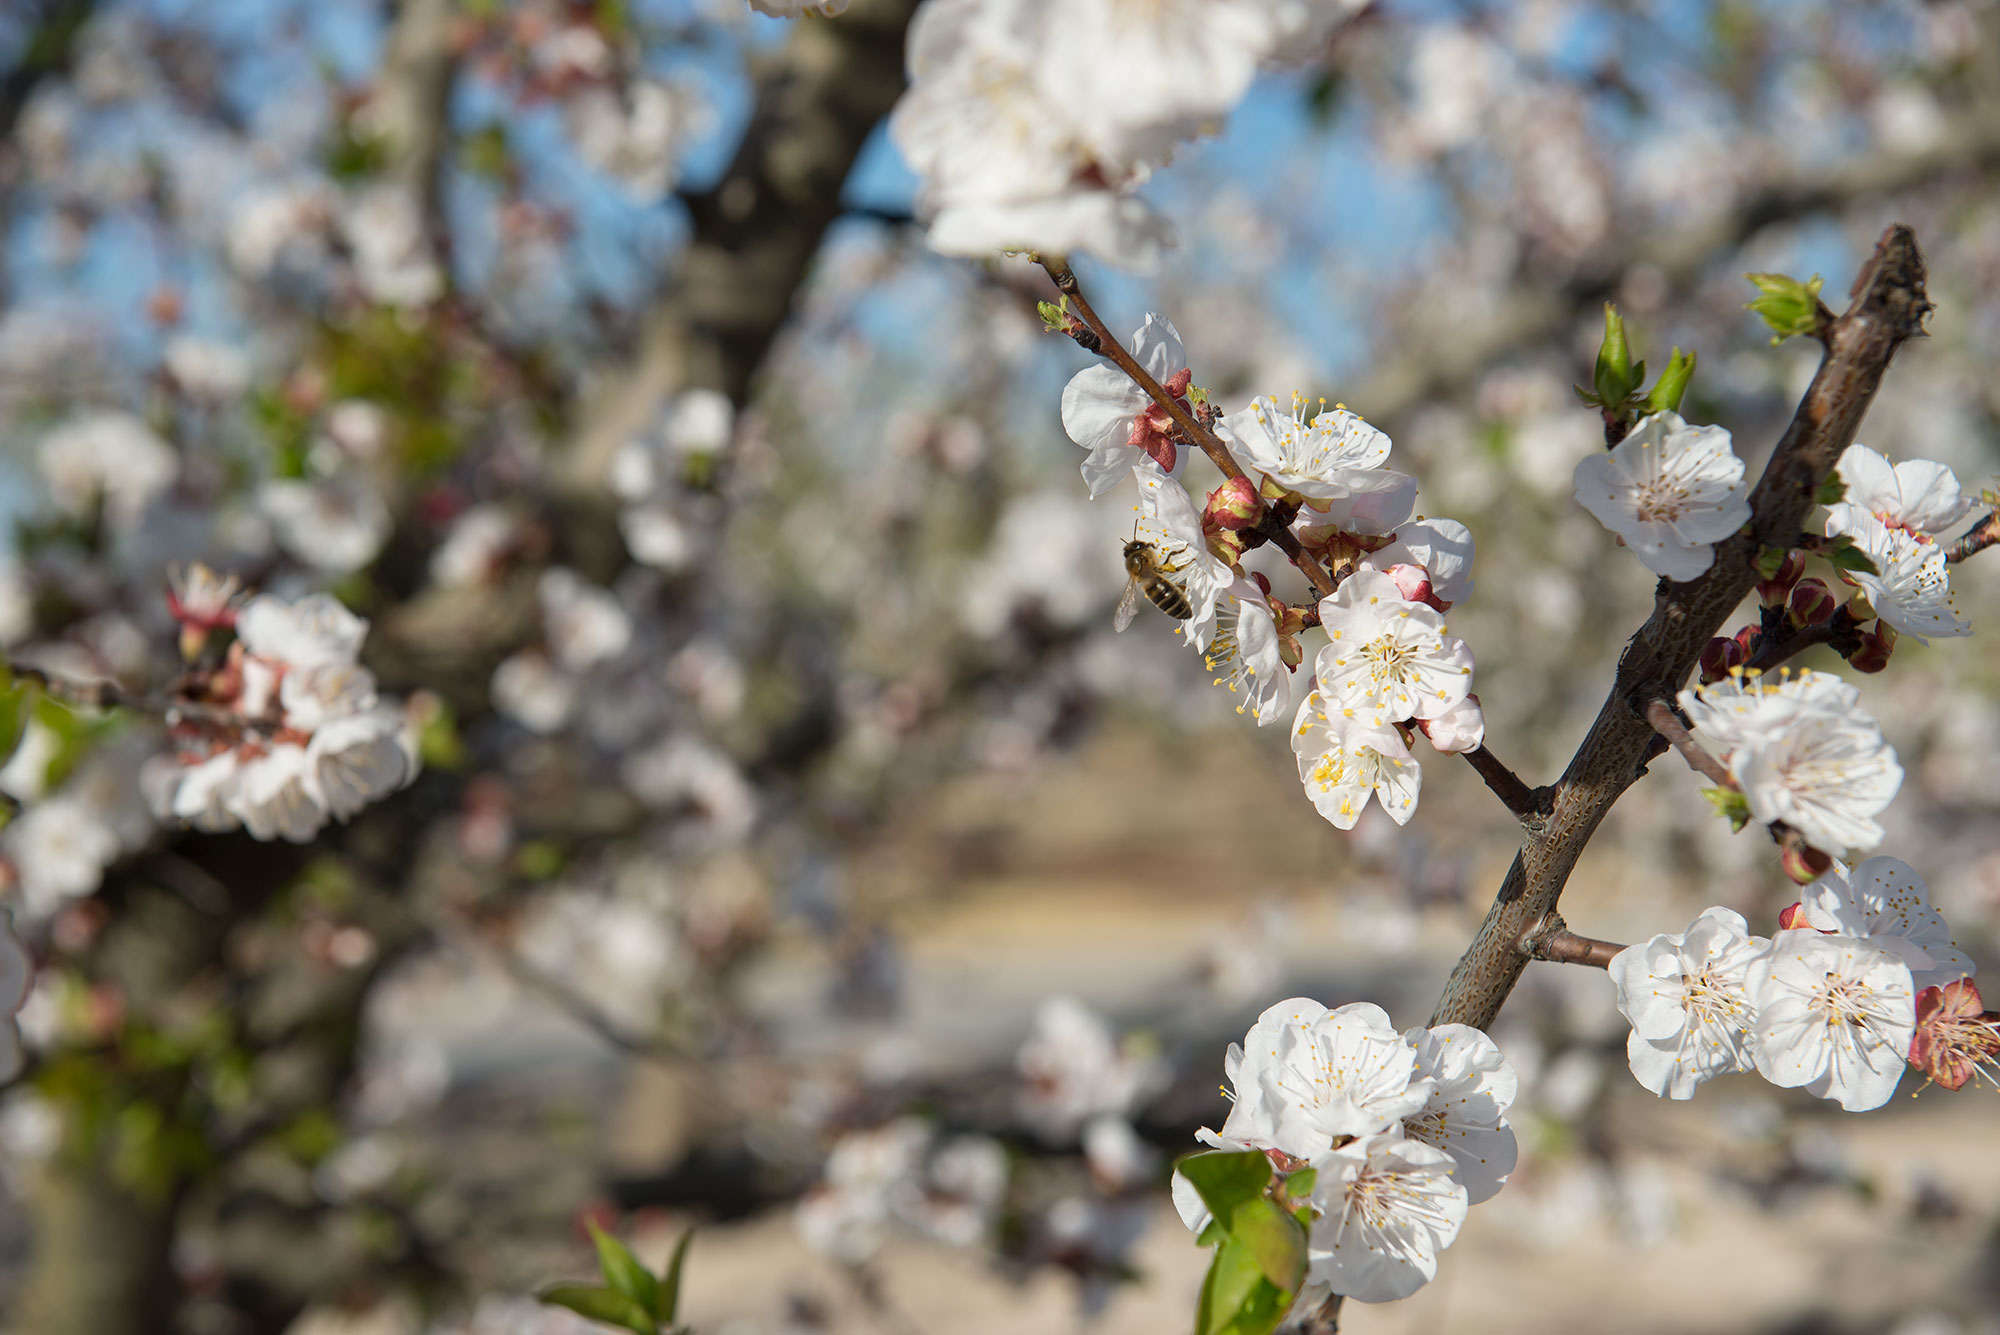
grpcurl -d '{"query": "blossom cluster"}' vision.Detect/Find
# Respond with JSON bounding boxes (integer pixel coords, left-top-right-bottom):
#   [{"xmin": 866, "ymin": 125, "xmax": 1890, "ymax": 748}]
[
  {"xmin": 887, "ymin": 0, "xmax": 1364, "ymax": 269},
  {"xmin": 1823, "ymin": 442, "xmax": 1975, "ymax": 644},
  {"xmin": 1608, "ymin": 856, "xmax": 1987, "ymax": 1111},
  {"xmin": 794, "ymin": 1117, "xmax": 1010, "ymax": 1264},
  {"xmin": 1062, "ymin": 316, "xmax": 1480, "ymax": 830},
  {"xmin": 1679, "ymin": 667, "xmax": 1902, "ymax": 858},
  {"xmin": 1174, "ymin": 999, "xmax": 1518, "ymax": 1304},
  {"xmin": 143, "ymin": 580, "xmax": 418, "ymax": 844}
]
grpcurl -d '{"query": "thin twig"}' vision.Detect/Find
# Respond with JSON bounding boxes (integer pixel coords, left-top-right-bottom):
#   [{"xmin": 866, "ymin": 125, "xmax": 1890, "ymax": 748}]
[
  {"xmin": 1946, "ymin": 511, "xmax": 2000, "ymax": 564},
  {"xmin": 1642, "ymin": 700, "xmax": 1733, "ymax": 788},
  {"xmin": 1527, "ymin": 928, "xmax": 1627, "ymax": 969},
  {"xmin": 1036, "ymin": 256, "xmax": 1244, "ymax": 483},
  {"xmin": 4, "ymin": 659, "xmax": 251, "ymax": 732},
  {"xmin": 1744, "ymin": 609, "xmax": 1859, "ymax": 673},
  {"xmin": 1461, "ymin": 745, "xmax": 1539, "ymax": 822}
]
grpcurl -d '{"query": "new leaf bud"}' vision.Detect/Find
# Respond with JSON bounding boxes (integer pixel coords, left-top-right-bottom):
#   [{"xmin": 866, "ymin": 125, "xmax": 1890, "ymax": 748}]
[
  {"xmin": 1781, "ymin": 840, "xmax": 1833, "ymax": 886},
  {"xmin": 1593, "ymin": 303, "xmax": 1639, "ymax": 408},
  {"xmin": 1204, "ymin": 477, "xmax": 1262, "ymax": 531},
  {"xmin": 1756, "ymin": 550, "xmax": 1806, "ymax": 606},
  {"xmin": 1699, "ymin": 635, "xmax": 1746, "ymax": 683},
  {"xmin": 1786, "ymin": 577, "xmax": 1836, "ymax": 627},
  {"xmin": 1642, "ymin": 347, "xmax": 1696, "ymax": 415}
]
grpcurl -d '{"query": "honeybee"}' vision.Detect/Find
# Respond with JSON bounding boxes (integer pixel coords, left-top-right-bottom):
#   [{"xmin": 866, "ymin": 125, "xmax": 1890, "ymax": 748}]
[{"xmin": 1115, "ymin": 535, "xmax": 1194, "ymax": 631}]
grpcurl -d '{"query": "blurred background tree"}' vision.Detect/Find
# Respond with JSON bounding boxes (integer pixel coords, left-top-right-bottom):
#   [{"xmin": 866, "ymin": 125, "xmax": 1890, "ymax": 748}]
[{"xmin": 0, "ymin": 1, "xmax": 1998, "ymax": 1333}]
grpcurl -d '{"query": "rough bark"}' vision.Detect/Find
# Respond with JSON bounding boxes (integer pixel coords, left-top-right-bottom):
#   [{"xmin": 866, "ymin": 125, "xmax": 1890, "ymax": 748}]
[{"xmin": 1429, "ymin": 224, "xmax": 1931, "ymax": 1029}]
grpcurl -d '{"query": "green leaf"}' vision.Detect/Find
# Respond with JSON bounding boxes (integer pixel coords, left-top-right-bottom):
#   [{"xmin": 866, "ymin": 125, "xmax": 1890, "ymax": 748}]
[
  {"xmin": 1195, "ymin": 1224, "xmax": 1301, "ymax": 1335},
  {"xmin": 1036, "ymin": 299, "xmax": 1066, "ymax": 330},
  {"xmin": 1593, "ymin": 303, "xmax": 1636, "ymax": 407},
  {"xmin": 1231, "ymin": 1198, "xmax": 1308, "ymax": 1291},
  {"xmin": 1178, "ymin": 1150, "xmax": 1272, "ymax": 1228},
  {"xmin": 1702, "ymin": 786, "xmax": 1753, "ymax": 833},
  {"xmin": 1745, "ymin": 272, "xmax": 1826, "ymax": 344},
  {"xmin": 1815, "ymin": 473, "xmax": 1848, "ymax": 506},
  {"xmin": 1280, "ymin": 1166, "xmax": 1316, "ymax": 1204},
  {"xmin": 1827, "ymin": 538, "xmax": 1881, "ymax": 577},
  {"xmin": 1643, "ymin": 347, "xmax": 1696, "ymax": 414},
  {"xmin": 655, "ymin": 1228, "xmax": 694, "ymax": 1325},
  {"xmin": 588, "ymin": 1221, "xmax": 660, "ymax": 1317},
  {"xmin": 1754, "ymin": 545, "xmax": 1791, "ymax": 580},
  {"xmin": 539, "ymin": 1284, "xmax": 656, "ymax": 1335}
]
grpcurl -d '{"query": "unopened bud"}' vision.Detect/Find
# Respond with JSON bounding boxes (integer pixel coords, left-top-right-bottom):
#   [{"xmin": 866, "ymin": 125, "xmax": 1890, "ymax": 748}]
[
  {"xmin": 1699, "ymin": 635, "xmax": 1746, "ymax": 683},
  {"xmin": 1847, "ymin": 623, "xmax": 1895, "ymax": 673},
  {"xmin": 1732, "ymin": 625, "xmax": 1761, "ymax": 662},
  {"xmin": 1776, "ymin": 902, "xmax": 1810, "ymax": 930},
  {"xmin": 1206, "ymin": 527, "xmax": 1247, "ymax": 564},
  {"xmin": 1204, "ymin": 477, "xmax": 1261, "ymax": 531},
  {"xmin": 1379, "ymin": 562, "xmax": 1432, "ymax": 606},
  {"xmin": 1756, "ymin": 549, "xmax": 1806, "ymax": 606},
  {"xmin": 1786, "ymin": 577, "xmax": 1836, "ymax": 626},
  {"xmin": 1781, "ymin": 840, "xmax": 1833, "ymax": 885}
]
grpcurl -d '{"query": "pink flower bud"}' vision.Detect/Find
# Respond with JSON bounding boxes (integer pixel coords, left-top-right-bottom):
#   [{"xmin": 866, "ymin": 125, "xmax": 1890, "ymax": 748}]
[
  {"xmin": 1775, "ymin": 902, "xmax": 1811, "ymax": 930},
  {"xmin": 1204, "ymin": 477, "xmax": 1262, "ymax": 531},
  {"xmin": 1847, "ymin": 624, "xmax": 1895, "ymax": 674},
  {"xmin": 1786, "ymin": 578, "xmax": 1836, "ymax": 627},
  {"xmin": 1698, "ymin": 635, "xmax": 1746, "ymax": 683},
  {"xmin": 1732, "ymin": 625, "xmax": 1761, "ymax": 662},
  {"xmin": 1756, "ymin": 549, "xmax": 1805, "ymax": 606},
  {"xmin": 1781, "ymin": 840, "xmax": 1832, "ymax": 886},
  {"xmin": 1379, "ymin": 563, "xmax": 1432, "ymax": 606}
]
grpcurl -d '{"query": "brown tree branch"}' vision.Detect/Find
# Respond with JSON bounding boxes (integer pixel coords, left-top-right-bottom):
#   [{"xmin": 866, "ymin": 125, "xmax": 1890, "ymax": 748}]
[
  {"xmin": 1946, "ymin": 511, "xmax": 2000, "ymax": 563},
  {"xmin": 1461, "ymin": 744, "xmax": 1539, "ymax": 821},
  {"xmin": 1430, "ymin": 224, "xmax": 1931, "ymax": 1030},
  {"xmin": 1035, "ymin": 256, "xmax": 1244, "ymax": 484},
  {"xmin": 1527, "ymin": 925, "xmax": 1627, "ymax": 969},
  {"xmin": 1642, "ymin": 699, "xmax": 1732, "ymax": 788},
  {"xmin": 554, "ymin": 0, "xmax": 921, "ymax": 495}
]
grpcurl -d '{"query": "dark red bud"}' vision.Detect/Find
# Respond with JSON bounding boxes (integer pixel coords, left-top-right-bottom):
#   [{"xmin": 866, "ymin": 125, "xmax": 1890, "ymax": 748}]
[
  {"xmin": 1699, "ymin": 635, "xmax": 1747, "ymax": 683},
  {"xmin": 1787, "ymin": 578, "xmax": 1836, "ymax": 627},
  {"xmin": 1781, "ymin": 841, "xmax": 1833, "ymax": 886},
  {"xmin": 1756, "ymin": 550, "xmax": 1806, "ymax": 606},
  {"xmin": 1847, "ymin": 624, "xmax": 1895, "ymax": 674}
]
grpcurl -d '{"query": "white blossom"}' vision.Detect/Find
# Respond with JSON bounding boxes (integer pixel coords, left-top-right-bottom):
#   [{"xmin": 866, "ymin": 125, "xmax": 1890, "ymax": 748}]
[
  {"xmin": 5, "ymin": 797, "xmax": 120, "ymax": 918},
  {"xmin": 794, "ymin": 1118, "xmax": 931, "ymax": 1264},
  {"xmin": 1203, "ymin": 998, "xmax": 1432, "ymax": 1162},
  {"xmin": 1364, "ymin": 516, "xmax": 1476, "ymax": 607},
  {"xmin": 1291, "ymin": 693, "xmax": 1421, "ymax": 829},
  {"xmin": 1607, "ymin": 907, "xmax": 1769, "ymax": 1100},
  {"xmin": 1313, "ymin": 568, "xmax": 1474, "ymax": 727},
  {"xmin": 1415, "ymin": 695, "xmax": 1484, "ymax": 755},
  {"xmin": 1833, "ymin": 443, "xmax": 1972, "ymax": 536},
  {"xmin": 429, "ymin": 507, "xmax": 516, "ymax": 588},
  {"xmin": 1132, "ymin": 462, "xmax": 1231, "ymax": 652},
  {"xmin": 1797, "ymin": 857, "xmax": 1973, "ymax": 990},
  {"xmin": 1400, "ymin": 1024, "xmax": 1518, "ymax": 1204},
  {"xmin": 227, "ymin": 745, "xmax": 326, "ymax": 843},
  {"xmin": 1017, "ymin": 996, "xmax": 1167, "ymax": 1140},
  {"xmin": 538, "ymin": 569, "xmax": 632, "ymax": 673},
  {"xmin": 490, "ymin": 651, "xmax": 577, "ymax": 735},
  {"xmin": 1572, "ymin": 411, "xmax": 1751, "ymax": 582},
  {"xmin": 1679, "ymin": 669, "xmax": 1902, "ymax": 856},
  {"xmin": 236, "ymin": 594, "xmax": 367, "ymax": 668},
  {"xmin": 258, "ymin": 477, "xmax": 392, "ymax": 573},
  {"xmin": 1823, "ymin": 505, "xmax": 1968, "ymax": 643},
  {"xmin": 1220, "ymin": 394, "xmax": 1395, "ymax": 507},
  {"xmin": 1748, "ymin": 929, "xmax": 1916, "ymax": 1111},
  {"xmin": 1206, "ymin": 579, "xmax": 1287, "ymax": 726},
  {"xmin": 163, "ymin": 336, "xmax": 251, "ymax": 400},
  {"xmin": 1059, "ymin": 314, "xmax": 1188, "ymax": 497},
  {"xmin": 340, "ymin": 184, "xmax": 442, "ymax": 308},
  {"xmin": 307, "ymin": 712, "xmax": 413, "ymax": 820},
  {"xmin": 1307, "ymin": 1133, "xmax": 1468, "ymax": 1303},
  {"xmin": 38, "ymin": 410, "xmax": 179, "ymax": 529}
]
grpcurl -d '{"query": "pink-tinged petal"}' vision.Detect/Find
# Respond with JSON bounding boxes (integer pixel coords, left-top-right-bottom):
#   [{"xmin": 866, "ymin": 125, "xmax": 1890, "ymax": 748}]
[{"xmin": 1060, "ymin": 366, "xmax": 1148, "ymax": 453}]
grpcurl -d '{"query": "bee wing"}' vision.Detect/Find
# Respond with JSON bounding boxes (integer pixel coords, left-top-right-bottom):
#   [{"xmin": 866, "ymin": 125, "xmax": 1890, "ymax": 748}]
[{"xmin": 1114, "ymin": 577, "xmax": 1142, "ymax": 632}]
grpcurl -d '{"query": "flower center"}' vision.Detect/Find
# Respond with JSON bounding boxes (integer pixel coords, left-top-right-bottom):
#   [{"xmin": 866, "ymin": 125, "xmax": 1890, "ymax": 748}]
[
  {"xmin": 1634, "ymin": 477, "xmax": 1690, "ymax": 524},
  {"xmin": 1360, "ymin": 634, "xmax": 1413, "ymax": 684}
]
